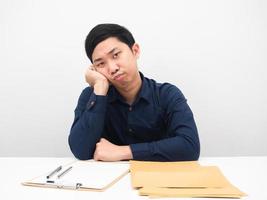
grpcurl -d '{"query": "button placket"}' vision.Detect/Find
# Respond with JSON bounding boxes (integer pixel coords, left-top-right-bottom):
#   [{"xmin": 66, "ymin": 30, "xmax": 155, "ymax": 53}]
[{"xmin": 128, "ymin": 105, "xmax": 134, "ymax": 135}]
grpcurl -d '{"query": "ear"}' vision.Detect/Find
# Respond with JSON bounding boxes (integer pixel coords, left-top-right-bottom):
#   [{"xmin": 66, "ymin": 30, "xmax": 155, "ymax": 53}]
[{"xmin": 131, "ymin": 43, "xmax": 140, "ymax": 59}]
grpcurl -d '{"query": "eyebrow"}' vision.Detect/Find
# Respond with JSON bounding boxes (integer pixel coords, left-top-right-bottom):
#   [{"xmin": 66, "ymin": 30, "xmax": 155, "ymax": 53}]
[{"xmin": 93, "ymin": 47, "xmax": 119, "ymax": 63}]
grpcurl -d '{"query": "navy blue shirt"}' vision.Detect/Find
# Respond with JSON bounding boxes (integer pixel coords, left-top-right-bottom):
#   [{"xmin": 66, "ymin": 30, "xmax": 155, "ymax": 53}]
[{"xmin": 69, "ymin": 73, "xmax": 200, "ymax": 161}]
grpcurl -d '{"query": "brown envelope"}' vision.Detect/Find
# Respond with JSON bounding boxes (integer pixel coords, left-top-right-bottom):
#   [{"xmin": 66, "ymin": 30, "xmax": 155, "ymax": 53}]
[
  {"xmin": 131, "ymin": 165, "xmax": 231, "ymax": 188},
  {"xmin": 130, "ymin": 160, "xmax": 246, "ymax": 198},
  {"xmin": 130, "ymin": 160, "xmax": 200, "ymax": 173},
  {"xmin": 139, "ymin": 185, "xmax": 247, "ymax": 198}
]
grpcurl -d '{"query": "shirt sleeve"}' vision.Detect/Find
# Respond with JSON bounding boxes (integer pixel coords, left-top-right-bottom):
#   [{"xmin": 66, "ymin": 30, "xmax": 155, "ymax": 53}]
[
  {"xmin": 68, "ymin": 87, "xmax": 108, "ymax": 160},
  {"xmin": 130, "ymin": 84, "xmax": 200, "ymax": 161}
]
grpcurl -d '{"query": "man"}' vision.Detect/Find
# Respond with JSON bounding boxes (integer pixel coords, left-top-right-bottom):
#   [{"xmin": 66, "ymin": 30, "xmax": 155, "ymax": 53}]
[{"xmin": 68, "ymin": 23, "xmax": 200, "ymax": 161}]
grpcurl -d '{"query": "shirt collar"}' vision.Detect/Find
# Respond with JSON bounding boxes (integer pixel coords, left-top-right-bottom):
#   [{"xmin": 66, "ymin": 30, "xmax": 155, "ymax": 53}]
[{"xmin": 107, "ymin": 72, "xmax": 151, "ymax": 104}]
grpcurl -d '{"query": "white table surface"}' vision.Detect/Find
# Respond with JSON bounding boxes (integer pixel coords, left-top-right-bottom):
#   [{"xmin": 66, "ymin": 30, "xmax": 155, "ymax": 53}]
[{"xmin": 1, "ymin": 156, "xmax": 266, "ymax": 200}]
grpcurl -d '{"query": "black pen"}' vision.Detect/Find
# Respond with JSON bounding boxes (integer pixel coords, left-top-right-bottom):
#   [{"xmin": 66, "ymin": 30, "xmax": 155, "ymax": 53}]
[
  {"xmin": 57, "ymin": 166, "xmax": 73, "ymax": 179},
  {"xmin": 46, "ymin": 166, "xmax": 62, "ymax": 179}
]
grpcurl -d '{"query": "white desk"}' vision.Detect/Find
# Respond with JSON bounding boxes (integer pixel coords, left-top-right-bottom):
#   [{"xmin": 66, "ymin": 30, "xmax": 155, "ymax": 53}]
[{"xmin": 1, "ymin": 157, "xmax": 266, "ymax": 200}]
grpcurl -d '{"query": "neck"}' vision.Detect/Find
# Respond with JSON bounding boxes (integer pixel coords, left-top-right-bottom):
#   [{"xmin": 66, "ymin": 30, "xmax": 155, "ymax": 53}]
[{"xmin": 117, "ymin": 73, "xmax": 142, "ymax": 105}]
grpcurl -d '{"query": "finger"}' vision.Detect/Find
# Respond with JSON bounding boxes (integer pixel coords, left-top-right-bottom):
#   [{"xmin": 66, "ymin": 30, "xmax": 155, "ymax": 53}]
[
  {"xmin": 84, "ymin": 67, "xmax": 92, "ymax": 77},
  {"xmin": 93, "ymin": 154, "xmax": 98, "ymax": 161},
  {"xmin": 93, "ymin": 150, "xmax": 99, "ymax": 161},
  {"xmin": 90, "ymin": 64, "xmax": 96, "ymax": 71}
]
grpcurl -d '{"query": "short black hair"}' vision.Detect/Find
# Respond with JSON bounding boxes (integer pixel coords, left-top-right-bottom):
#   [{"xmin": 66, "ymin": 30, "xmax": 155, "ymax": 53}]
[{"xmin": 85, "ymin": 23, "xmax": 135, "ymax": 62}]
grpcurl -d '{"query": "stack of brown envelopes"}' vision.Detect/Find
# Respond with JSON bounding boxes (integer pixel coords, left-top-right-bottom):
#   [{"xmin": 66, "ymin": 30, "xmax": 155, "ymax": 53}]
[{"xmin": 130, "ymin": 160, "xmax": 246, "ymax": 198}]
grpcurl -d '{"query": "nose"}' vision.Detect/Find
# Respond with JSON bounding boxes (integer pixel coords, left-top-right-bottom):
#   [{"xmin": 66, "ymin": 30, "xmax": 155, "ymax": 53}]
[{"xmin": 108, "ymin": 61, "xmax": 119, "ymax": 76}]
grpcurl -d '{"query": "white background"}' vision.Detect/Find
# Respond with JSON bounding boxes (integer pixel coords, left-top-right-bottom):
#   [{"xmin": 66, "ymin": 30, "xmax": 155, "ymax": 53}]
[{"xmin": 0, "ymin": 0, "xmax": 266, "ymax": 157}]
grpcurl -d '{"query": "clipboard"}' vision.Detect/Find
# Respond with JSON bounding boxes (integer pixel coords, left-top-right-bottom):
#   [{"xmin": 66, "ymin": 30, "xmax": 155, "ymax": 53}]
[{"xmin": 22, "ymin": 160, "xmax": 129, "ymax": 191}]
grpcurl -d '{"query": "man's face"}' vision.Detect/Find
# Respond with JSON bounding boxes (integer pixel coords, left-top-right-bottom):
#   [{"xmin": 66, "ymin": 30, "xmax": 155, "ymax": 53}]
[{"xmin": 92, "ymin": 37, "xmax": 140, "ymax": 88}]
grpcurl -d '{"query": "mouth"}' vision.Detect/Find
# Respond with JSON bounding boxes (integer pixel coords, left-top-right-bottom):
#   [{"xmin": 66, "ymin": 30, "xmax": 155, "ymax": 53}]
[{"xmin": 113, "ymin": 73, "xmax": 125, "ymax": 81}]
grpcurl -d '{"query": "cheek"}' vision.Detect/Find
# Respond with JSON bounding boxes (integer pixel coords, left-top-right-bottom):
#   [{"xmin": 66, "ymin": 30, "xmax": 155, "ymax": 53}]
[
  {"xmin": 97, "ymin": 69, "xmax": 115, "ymax": 82},
  {"xmin": 96, "ymin": 69, "xmax": 109, "ymax": 78},
  {"xmin": 121, "ymin": 55, "xmax": 136, "ymax": 69}
]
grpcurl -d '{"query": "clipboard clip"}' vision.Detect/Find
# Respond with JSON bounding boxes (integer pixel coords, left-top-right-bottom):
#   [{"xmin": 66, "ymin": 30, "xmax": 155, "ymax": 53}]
[
  {"xmin": 46, "ymin": 180, "xmax": 82, "ymax": 190},
  {"xmin": 56, "ymin": 183, "xmax": 83, "ymax": 190}
]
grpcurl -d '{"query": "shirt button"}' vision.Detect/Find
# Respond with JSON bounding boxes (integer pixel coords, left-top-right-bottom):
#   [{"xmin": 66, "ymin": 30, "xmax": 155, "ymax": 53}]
[
  {"xmin": 90, "ymin": 101, "xmax": 95, "ymax": 106},
  {"xmin": 129, "ymin": 107, "xmax": 132, "ymax": 111}
]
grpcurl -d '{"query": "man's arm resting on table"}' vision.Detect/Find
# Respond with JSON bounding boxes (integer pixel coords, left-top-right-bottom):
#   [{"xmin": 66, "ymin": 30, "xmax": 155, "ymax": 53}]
[
  {"xmin": 69, "ymin": 80, "xmax": 109, "ymax": 160},
  {"xmin": 128, "ymin": 84, "xmax": 200, "ymax": 161}
]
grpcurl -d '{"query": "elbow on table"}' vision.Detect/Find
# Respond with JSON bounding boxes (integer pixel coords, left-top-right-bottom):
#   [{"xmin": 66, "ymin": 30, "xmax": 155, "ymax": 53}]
[
  {"xmin": 68, "ymin": 136, "xmax": 94, "ymax": 161},
  {"xmin": 70, "ymin": 146, "xmax": 94, "ymax": 160},
  {"xmin": 172, "ymin": 141, "xmax": 200, "ymax": 162},
  {"xmin": 186, "ymin": 141, "xmax": 200, "ymax": 161},
  {"xmin": 73, "ymin": 153, "xmax": 93, "ymax": 161},
  {"xmin": 182, "ymin": 132, "xmax": 201, "ymax": 161},
  {"xmin": 190, "ymin": 149, "xmax": 200, "ymax": 161}
]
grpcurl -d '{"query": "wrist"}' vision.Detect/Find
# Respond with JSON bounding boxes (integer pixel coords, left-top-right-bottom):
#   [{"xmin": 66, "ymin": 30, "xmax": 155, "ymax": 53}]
[
  {"xmin": 94, "ymin": 80, "xmax": 109, "ymax": 95},
  {"xmin": 120, "ymin": 145, "xmax": 133, "ymax": 160}
]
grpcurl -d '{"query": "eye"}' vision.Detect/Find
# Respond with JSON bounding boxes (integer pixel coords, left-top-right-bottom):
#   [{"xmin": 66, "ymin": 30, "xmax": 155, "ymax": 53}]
[
  {"xmin": 113, "ymin": 51, "xmax": 120, "ymax": 59},
  {"xmin": 96, "ymin": 62, "xmax": 105, "ymax": 68}
]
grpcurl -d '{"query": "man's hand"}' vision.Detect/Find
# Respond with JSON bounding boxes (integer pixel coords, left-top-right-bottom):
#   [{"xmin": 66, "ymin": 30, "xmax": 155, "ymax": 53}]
[
  {"xmin": 93, "ymin": 138, "xmax": 133, "ymax": 161},
  {"xmin": 85, "ymin": 66, "xmax": 109, "ymax": 95}
]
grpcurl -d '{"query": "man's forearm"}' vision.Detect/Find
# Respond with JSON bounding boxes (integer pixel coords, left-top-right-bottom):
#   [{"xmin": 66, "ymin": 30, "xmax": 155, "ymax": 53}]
[
  {"xmin": 130, "ymin": 135, "xmax": 200, "ymax": 161},
  {"xmin": 69, "ymin": 112, "xmax": 105, "ymax": 160},
  {"xmin": 93, "ymin": 80, "xmax": 109, "ymax": 95},
  {"xmin": 69, "ymin": 90, "xmax": 108, "ymax": 160}
]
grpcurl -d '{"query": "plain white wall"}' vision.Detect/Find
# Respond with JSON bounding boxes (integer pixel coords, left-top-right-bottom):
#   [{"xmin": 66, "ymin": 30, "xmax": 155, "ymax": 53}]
[{"xmin": 1, "ymin": 0, "xmax": 266, "ymax": 157}]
